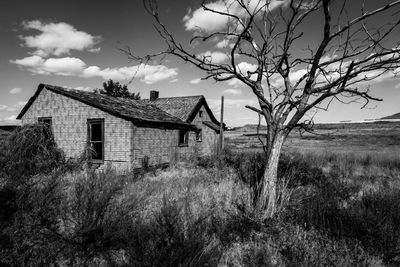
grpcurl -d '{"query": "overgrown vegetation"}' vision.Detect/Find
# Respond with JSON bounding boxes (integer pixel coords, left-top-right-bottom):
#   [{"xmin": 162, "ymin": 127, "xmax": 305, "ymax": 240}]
[{"xmin": 1, "ymin": 124, "xmax": 399, "ymax": 265}]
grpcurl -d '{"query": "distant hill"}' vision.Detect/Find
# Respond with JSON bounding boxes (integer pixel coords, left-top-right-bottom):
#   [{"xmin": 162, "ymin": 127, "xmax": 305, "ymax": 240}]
[
  {"xmin": 235, "ymin": 124, "xmax": 269, "ymax": 132},
  {"xmin": 381, "ymin": 113, "xmax": 400, "ymax": 120}
]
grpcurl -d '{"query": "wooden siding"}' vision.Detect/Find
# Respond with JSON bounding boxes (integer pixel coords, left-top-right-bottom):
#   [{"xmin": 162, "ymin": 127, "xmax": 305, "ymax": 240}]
[{"xmin": 20, "ymin": 88, "xmax": 133, "ymax": 171}]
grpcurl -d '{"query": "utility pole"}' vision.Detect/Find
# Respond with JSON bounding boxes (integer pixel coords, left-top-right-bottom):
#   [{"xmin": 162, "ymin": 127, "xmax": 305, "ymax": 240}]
[{"xmin": 219, "ymin": 95, "xmax": 224, "ymax": 154}]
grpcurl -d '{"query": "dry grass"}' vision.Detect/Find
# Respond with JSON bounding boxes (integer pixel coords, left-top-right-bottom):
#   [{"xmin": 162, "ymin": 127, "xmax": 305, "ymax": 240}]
[{"xmin": 1, "ymin": 123, "xmax": 399, "ymax": 266}]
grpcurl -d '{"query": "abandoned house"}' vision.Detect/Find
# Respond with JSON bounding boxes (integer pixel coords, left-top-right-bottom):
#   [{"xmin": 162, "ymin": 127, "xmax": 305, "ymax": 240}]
[{"xmin": 17, "ymin": 84, "xmax": 222, "ymax": 171}]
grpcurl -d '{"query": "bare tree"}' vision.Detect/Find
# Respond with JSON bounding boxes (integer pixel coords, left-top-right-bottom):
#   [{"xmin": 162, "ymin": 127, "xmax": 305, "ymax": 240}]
[{"xmin": 124, "ymin": 0, "xmax": 400, "ymax": 218}]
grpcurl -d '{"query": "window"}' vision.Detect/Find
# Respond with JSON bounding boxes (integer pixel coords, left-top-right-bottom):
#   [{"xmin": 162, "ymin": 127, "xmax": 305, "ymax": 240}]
[
  {"xmin": 178, "ymin": 129, "xmax": 189, "ymax": 146},
  {"xmin": 38, "ymin": 117, "xmax": 53, "ymax": 139},
  {"xmin": 87, "ymin": 119, "xmax": 104, "ymax": 161},
  {"xmin": 195, "ymin": 130, "xmax": 202, "ymax": 142},
  {"xmin": 199, "ymin": 110, "xmax": 203, "ymax": 118},
  {"xmin": 38, "ymin": 117, "xmax": 52, "ymax": 127}
]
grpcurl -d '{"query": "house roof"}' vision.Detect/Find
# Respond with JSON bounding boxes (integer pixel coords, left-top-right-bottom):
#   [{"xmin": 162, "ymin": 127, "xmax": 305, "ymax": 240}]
[
  {"xmin": 17, "ymin": 84, "xmax": 194, "ymax": 129},
  {"xmin": 145, "ymin": 96, "xmax": 203, "ymax": 121},
  {"xmin": 144, "ymin": 96, "xmax": 222, "ymax": 127}
]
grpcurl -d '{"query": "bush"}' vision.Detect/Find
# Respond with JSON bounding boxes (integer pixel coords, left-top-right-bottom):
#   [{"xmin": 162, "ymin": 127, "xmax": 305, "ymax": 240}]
[
  {"xmin": 277, "ymin": 223, "xmax": 382, "ymax": 266},
  {"xmin": 0, "ymin": 124, "xmax": 67, "ymax": 266},
  {"xmin": 0, "ymin": 124, "xmax": 64, "ymax": 184}
]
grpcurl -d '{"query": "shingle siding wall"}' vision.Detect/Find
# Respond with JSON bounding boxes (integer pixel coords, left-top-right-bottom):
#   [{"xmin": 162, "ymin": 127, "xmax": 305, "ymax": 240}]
[
  {"xmin": 131, "ymin": 104, "xmax": 219, "ymax": 168},
  {"xmin": 132, "ymin": 127, "xmax": 179, "ymax": 168},
  {"xmin": 21, "ymin": 88, "xmax": 133, "ymax": 171},
  {"xmin": 20, "ymin": 89, "xmax": 219, "ymax": 171},
  {"xmin": 190, "ymin": 105, "xmax": 219, "ymax": 155}
]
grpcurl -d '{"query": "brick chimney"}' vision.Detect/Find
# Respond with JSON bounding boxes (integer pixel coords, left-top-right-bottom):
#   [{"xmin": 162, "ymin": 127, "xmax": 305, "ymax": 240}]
[{"xmin": 150, "ymin": 90, "xmax": 159, "ymax": 101}]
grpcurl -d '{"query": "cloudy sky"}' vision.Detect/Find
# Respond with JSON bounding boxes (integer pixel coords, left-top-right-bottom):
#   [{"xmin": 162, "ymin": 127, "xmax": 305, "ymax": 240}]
[{"xmin": 0, "ymin": 0, "xmax": 399, "ymax": 126}]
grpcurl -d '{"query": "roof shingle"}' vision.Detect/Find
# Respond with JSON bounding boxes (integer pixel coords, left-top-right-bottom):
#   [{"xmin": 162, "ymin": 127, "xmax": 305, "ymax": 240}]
[
  {"xmin": 17, "ymin": 84, "xmax": 193, "ymax": 129},
  {"xmin": 143, "ymin": 96, "xmax": 203, "ymax": 121}
]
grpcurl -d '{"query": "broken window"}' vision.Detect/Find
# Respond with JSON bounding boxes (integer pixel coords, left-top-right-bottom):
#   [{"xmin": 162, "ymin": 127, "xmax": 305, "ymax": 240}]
[
  {"xmin": 38, "ymin": 117, "xmax": 53, "ymax": 139},
  {"xmin": 178, "ymin": 129, "xmax": 189, "ymax": 146},
  {"xmin": 87, "ymin": 119, "xmax": 104, "ymax": 161},
  {"xmin": 195, "ymin": 130, "xmax": 202, "ymax": 142}
]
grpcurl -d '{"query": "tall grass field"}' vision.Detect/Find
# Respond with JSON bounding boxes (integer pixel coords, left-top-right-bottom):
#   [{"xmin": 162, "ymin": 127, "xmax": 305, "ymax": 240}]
[{"xmin": 1, "ymin": 122, "xmax": 400, "ymax": 266}]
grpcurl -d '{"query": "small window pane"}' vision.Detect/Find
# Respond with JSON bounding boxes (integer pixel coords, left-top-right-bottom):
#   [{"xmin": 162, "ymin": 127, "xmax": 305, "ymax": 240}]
[
  {"xmin": 91, "ymin": 123, "xmax": 102, "ymax": 141},
  {"xmin": 91, "ymin": 142, "xmax": 103, "ymax": 160},
  {"xmin": 88, "ymin": 119, "xmax": 104, "ymax": 161},
  {"xmin": 38, "ymin": 117, "xmax": 52, "ymax": 139},
  {"xmin": 196, "ymin": 130, "xmax": 202, "ymax": 142},
  {"xmin": 179, "ymin": 130, "xmax": 188, "ymax": 145}
]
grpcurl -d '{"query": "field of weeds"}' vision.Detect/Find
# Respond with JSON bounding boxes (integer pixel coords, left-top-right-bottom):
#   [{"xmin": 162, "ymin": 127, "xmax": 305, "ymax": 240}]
[
  {"xmin": 226, "ymin": 121, "xmax": 400, "ymax": 155},
  {"xmin": 1, "ymin": 124, "xmax": 400, "ymax": 266}
]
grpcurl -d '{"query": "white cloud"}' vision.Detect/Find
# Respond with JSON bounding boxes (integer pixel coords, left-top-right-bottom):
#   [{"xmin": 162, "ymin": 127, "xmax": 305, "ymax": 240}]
[
  {"xmin": 139, "ymin": 66, "xmax": 178, "ymax": 84},
  {"xmin": 208, "ymin": 98, "xmax": 258, "ymax": 110},
  {"xmin": 73, "ymin": 86, "xmax": 93, "ymax": 92},
  {"xmin": 88, "ymin": 47, "xmax": 101, "ymax": 53},
  {"xmin": 358, "ymin": 70, "xmax": 396, "ymax": 84},
  {"xmin": 3, "ymin": 115, "xmax": 17, "ymax": 121},
  {"xmin": 169, "ymin": 78, "xmax": 179, "ymax": 83},
  {"xmin": 0, "ymin": 105, "xmax": 7, "ymax": 110},
  {"xmin": 237, "ymin": 62, "xmax": 258, "ymax": 74},
  {"xmin": 20, "ymin": 20, "xmax": 101, "ymax": 56},
  {"xmin": 42, "ymin": 57, "xmax": 86, "ymax": 75},
  {"xmin": 189, "ymin": 78, "xmax": 202, "ymax": 84},
  {"xmin": 82, "ymin": 64, "xmax": 178, "ymax": 84},
  {"xmin": 198, "ymin": 50, "xmax": 229, "ymax": 63},
  {"xmin": 12, "ymin": 55, "xmax": 44, "ymax": 68},
  {"xmin": 84, "ymin": 65, "xmax": 176, "ymax": 84},
  {"xmin": 269, "ymin": 68, "xmax": 308, "ymax": 87},
  {"xmin": 17, "ymin": 101, "xmax": 27, "ymax": 106},
  {"xmin": 216, "ymin": 39, "xmax": 231, "ymax": 48},
  {"xmin": 225, "ymin": 62, "xmax": 258, "ymax": 87},
  {"xmin": 183, "ymin": 0, "xmax": 288, "ymax": 33},
  {"xmin": 183, "ymin": 3, "xmax": 232, "ymax": 33},
  {"xmin": 11, "ymin": 56, "xmax": 178, "ymax": 84},
  {"xmin": 223, "ymin": 88, "xmax": 242, "ymax": 95},
  {"xmin": 227, "ymin": 79, "xmax": 243, "ymax": 87},
  {"xmin": 11, "ymin": 56, "xmax": 86, "ymax": 76},
  {"xmin": 9, "ymin": 88, "xmax": 23, "ymax": 94}
]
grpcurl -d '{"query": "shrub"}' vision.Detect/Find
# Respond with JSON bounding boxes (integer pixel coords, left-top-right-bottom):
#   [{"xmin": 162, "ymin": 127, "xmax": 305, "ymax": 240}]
[
  {"xmin": 57, "ymin": 167, "xmax": 129, "ymax": 265},
  {"xmin": 125, "ymin": 197, "xmax": 219, "ymax": 266},
  {"xmin": 0, "ymin": 170, "xmax": 64, "ymax": 266},
  {"xmin": 0, "ymin": 124, "xmax": 66, "ymax": 266},
  {"xmin": 277, "ymin": 223, "xmax": 382, "ymax": 266},
  {"xmin": 0, "ymin": 124, "xmax": 64, "ymax": 184}
]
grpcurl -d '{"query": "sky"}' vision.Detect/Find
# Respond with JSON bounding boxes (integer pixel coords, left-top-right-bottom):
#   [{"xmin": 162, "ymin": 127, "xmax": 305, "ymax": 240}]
[{"xmin": 0, "ymin": 0, "xmax": 399, "ymax": 126}]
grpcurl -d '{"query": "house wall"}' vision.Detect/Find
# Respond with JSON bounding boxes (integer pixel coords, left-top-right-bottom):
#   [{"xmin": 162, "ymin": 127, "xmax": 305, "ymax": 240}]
[
  {"xmin": 20, "ymin": 88, "xmax": 219, "ymax": 171},
  {"xmin": 131, "ymin": 104, "xmax": 219, "ymax": 168},
  {"xmin": 20, "ymin": 88, "xmax": 133, "ymax": 171},
  {"xmin": 131, "ymin": 127, "xmax": 179, "ymax": 168},
  {"xmin": 190, "ymin": 104, "xmax": 219, "ymax": 155}
]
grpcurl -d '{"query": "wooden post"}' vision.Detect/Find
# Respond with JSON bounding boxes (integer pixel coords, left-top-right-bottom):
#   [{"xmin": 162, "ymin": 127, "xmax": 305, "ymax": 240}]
[{"xmin": 219, "ymin": 95, "xmax": 224, "ymax": 154}]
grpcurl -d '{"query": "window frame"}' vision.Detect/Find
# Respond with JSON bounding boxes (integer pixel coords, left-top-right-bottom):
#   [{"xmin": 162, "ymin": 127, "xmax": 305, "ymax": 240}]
[
  {"xmin": 195, "ymin": 129, "xmax": 202, "ymax": 142},
  {"xmin": 178, "ymin": 129, "xmax": 189, "ymax": 147},
  {"xmin": 38, "ymin": 117, "xmax": 53, "ymax": 138},
  {"xmin": 38, "ymin": 117, "xmax": 52, "ymax": 127},
  {"xmin": 87, "ymin": 118, "xmax": 105, "ymax": 162}
]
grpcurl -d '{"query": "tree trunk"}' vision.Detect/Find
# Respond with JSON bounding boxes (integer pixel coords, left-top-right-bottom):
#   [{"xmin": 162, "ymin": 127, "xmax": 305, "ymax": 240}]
[{"xmin": 256, "ymin": 131, "xmax": 286, "ymax": 218}]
